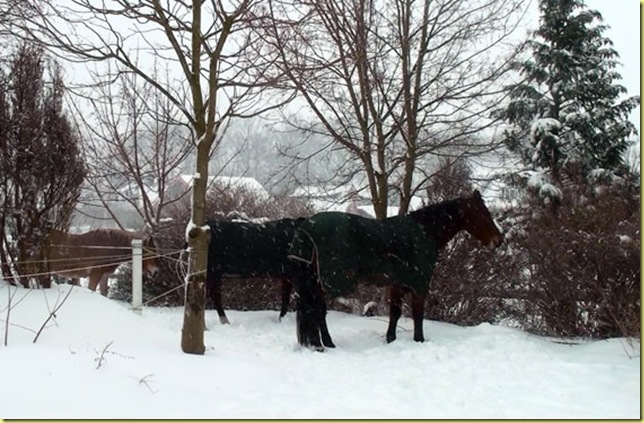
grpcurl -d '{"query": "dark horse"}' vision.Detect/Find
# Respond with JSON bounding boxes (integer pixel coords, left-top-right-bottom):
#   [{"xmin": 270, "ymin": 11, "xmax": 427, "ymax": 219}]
[
  {"xmin": 206, "ymin": 217, "xmax": 305, "ymax": 324},
  {"xmin": 288, "ymin": 190, "xmax": 503, "ymax": 349}
]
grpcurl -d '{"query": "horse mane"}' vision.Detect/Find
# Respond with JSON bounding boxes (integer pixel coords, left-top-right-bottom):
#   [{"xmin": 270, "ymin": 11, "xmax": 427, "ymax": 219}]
[
  {"xmin": 90, "ymin": 228, "xmax": 141, "ymax": 245},
  {"xmin": 408, "ymin": 197, "xmax": 464, "ymax": 226},
  {"xmin": 49, "ymin": 228, "xmax": 143, "ymax": 247},
  {"xmin": 407, "ymin": 197, "xmax": 466, "ymax": 249}
]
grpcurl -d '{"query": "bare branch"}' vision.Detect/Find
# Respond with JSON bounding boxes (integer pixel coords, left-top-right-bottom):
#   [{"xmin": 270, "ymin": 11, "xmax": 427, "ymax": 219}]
[
  {"xmin": 262, "ymin": 0, "xmax": 528, "ymax": 217},
  {"xmin": 32, "ymin": 285, "xmax": 75, "ymax": 344}
]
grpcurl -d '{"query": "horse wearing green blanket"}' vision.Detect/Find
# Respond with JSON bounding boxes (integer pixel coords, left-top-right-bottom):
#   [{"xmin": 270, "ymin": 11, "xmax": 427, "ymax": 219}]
[{"xmin": 288, "ymin": 190, "xmax": 503, "ymax": 349}]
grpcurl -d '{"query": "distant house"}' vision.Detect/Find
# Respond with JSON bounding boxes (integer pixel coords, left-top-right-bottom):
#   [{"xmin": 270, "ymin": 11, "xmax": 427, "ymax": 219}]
[
  {"xmin": 291, "ymin": 183, "xmax": 428, "ymax": 218},
  {"xmin": 158, "ymin": 174, "xmax": 270, "ymax": 217},
  {"xmin": 290, "ymin": 183, "xmax": 374, "ymax": 216},
  {"xmin": 70, "ymin": 175, "xmax": 271, "ymax": 229},
  {"xmin": 70, "ymin": 202, "xmax": 144, "ymax": 232},
  {"xmin": 70, "ymin": 181, "xmax": 147, "ymax": 232}
]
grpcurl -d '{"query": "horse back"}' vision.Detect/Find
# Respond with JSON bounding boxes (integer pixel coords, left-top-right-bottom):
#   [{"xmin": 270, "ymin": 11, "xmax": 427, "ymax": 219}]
[
  {"xmin": 208, "ymin": 218, "xmax": 301, "ymax": 278},
  {"xmin": 46, "ymin": 229, "xmax": 136, "ymax": 278},
  {"xmin": 290, "ymin": 212, "xmax": 438, "ymax": 297}
]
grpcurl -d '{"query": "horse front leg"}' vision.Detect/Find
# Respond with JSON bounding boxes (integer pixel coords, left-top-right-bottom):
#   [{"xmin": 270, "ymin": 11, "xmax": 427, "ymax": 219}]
[
  {"xmin": 411, "ymin": 292, "xmax": 426, "ymax": 342},
  {"xmin": 386, "ymin": 285, "xmax": 403, "ymax": 343},
  {"xmin": 98, "ymin": 273, "xmax": 111, "ymax": 296},
  {"xmin": 88, "ymin": 270, "xmax": 103, "ymax": 293},
  {"xmin": 88, "ymin": 270, "xmax": 110, "ymax": 297}
]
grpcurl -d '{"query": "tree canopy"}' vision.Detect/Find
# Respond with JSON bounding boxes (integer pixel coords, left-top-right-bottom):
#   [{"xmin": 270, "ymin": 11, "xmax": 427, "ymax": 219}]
[{"xmin": 501, "ymin": 0, "xmax": 639, "ymax": 189}]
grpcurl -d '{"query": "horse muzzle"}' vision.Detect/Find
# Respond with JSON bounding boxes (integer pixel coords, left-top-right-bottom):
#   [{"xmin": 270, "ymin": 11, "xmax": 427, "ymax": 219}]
[
  {"xmin": 147, "ymin": 265, "xmax": 159, "ymax": 278},
  {"xmin": 489, "ymin": 234, "xmax": 503, "ymax": 249}
]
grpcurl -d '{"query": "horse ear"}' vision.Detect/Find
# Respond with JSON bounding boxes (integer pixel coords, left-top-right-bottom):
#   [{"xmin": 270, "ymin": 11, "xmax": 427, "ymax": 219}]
[
  {"xmin": 473, "ymin": 189, "xmax": 482, "ymax": 200},
  {"xmin": 142, "ymin": 231, "xmax": 158, "ymax": 250}
]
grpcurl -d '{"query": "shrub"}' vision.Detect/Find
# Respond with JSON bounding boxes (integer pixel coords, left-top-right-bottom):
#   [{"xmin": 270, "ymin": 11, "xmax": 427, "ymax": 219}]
[{"xmin": 507, "ymin": 184, "xmax": 640, "ymax": 338}]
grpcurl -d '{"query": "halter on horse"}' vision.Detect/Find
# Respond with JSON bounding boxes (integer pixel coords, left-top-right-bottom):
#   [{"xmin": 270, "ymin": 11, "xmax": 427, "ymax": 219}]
[
  {"xmin": 45, "ymin": 228, "xmax": 159, "ymax": 296},
  {"xmin": 206, "ymin": 217, "xmax": 305, "ymax": 324},
  {"xmin": 288, "ymin": 190, "xmax": 503, "ymax": 350}
]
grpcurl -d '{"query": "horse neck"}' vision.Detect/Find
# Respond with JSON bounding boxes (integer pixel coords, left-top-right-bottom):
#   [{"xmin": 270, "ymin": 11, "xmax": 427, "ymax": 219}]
[
  {"xmin": 408, "ymin": 199, "xmax": 465, "ymax": 250},
  {"xmin": 47, "ymin": 229, "xmax": 65, "ymax": 242}
]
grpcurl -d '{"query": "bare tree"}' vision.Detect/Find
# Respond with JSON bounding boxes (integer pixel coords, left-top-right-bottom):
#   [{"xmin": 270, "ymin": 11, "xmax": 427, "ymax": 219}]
[
  {"xmin": 424, "ymin": 156, "xmax": 473, "ymax": 204},
  {"xmin": 263, "ymin": 0, "xmax": 527, "ymax": 218},
  {"xmin": 72, "ymin": 68, "xmax": 193, "ymax": 235},
  {"xmin": 15, "ymin": 0, "xmax": 291, "ymax": 354},
  {"xmin": 0, "ymin": 0, "xmax": 42, "ymax": 40}
]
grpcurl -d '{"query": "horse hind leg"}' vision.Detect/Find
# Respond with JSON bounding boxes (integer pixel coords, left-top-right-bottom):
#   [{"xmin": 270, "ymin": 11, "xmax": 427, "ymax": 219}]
[
  {"xmin": 386, "ymin": 285, "xmax": 403, "ymax": 343},
  {"xmin": 279, "ymin": 279, "xmax": 293, "ymax": 321}
]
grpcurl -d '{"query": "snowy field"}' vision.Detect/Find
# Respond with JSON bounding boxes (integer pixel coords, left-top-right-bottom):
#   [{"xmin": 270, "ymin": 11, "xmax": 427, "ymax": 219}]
[{"xmin": 0, "ymin": 283, "xmax": 639, "ymax": 419}]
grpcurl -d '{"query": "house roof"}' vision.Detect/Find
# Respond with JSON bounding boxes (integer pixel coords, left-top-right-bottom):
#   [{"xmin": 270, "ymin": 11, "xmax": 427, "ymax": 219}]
[
  {"xmin": 291, "ymin": 183, "xmax": 366, "ymax": 199},
  {"xmin": 177, "ymin": 174, "xmax": 270, "ymax": 200}
]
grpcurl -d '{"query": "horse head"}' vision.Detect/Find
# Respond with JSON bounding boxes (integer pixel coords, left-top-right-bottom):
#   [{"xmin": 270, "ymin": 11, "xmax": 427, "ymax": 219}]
[
  {"xmin": 141, "ymin": 233, "xmax": 160, "ymax": 277},
  {"xmin": 462, "ymin": 190, "xmax": 503, "ymax": 249}
]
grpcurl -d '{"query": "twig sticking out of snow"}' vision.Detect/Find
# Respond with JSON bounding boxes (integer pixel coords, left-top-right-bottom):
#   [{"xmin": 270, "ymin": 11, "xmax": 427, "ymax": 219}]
[
  {"xmin": 32, "ymin": 285, "xmax": 75, "ymax": 344},
  {"xmin": 95, "ymin": 341, "xmax": 114, "ymax": 369}
]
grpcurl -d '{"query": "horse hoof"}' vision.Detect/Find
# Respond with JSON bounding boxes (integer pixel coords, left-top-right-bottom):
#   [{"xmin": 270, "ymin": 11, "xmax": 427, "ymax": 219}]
[
  {"xmin": 414, "ymin": 337, "xmax": 425, "ymax": 343},
  {"xmin": 386, "ymin": 335, "xmax": 396, "ymax": 343},
  {"xmin": 219, "ymin": 316, "xmax": 230, "ymax": 324}
]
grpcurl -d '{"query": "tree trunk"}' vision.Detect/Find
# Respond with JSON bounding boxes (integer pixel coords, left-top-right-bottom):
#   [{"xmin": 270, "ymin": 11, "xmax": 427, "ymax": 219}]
[
  {"xmin": 181, "ymin": 224, "xmax": 208, "ymax": 354},
  {"xmin": 181, "ymin": 140, "xmax": 211, "ymax": 354}
]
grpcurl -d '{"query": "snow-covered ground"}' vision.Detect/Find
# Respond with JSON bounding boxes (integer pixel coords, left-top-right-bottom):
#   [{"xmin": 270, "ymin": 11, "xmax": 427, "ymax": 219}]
[{"xmin": 0, "ymin": 283, "xmax": 639, "ymax": 419}]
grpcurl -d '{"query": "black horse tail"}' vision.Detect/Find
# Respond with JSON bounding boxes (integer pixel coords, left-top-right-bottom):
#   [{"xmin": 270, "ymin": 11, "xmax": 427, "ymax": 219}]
[
  {"xmin": 287, "ymin": 249, "xmax": 324, "ymax": 349},
  {"xmin": 292, "ymin": 263, "xmax": 321, "ymax": 349},
  {"xmin": 288, "ymin": 226, "xmax": 335, "ymax": 350}
]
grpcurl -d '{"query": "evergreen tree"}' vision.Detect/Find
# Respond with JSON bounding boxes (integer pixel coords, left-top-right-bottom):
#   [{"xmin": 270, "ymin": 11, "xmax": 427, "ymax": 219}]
[
  {"xmin": 501, "ymin": 0, "xmax": 639, "ymax": 188},
  {"xmin": 0, "ymin": 44, "xmax": 85, "ymax": 287}
]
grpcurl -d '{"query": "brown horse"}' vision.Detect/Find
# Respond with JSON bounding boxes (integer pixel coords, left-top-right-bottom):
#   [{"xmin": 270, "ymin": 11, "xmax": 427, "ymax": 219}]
[
  {"xmin": 289, "ymin": 190, "xmax": 504, "ymax": 349},
  {"xmin": 45, "ymin": 228, "xmax": 159, "ymax": 296}
]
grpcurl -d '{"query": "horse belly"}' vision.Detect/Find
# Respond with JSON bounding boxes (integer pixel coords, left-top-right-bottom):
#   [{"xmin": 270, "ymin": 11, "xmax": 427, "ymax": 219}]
[
  {"xmin": 50, "ymin": 260, "xmax": 91, "ymax": 279},
  {"xmin": 356, "ymin": 272, "xmax": 396, "ymax": 288},
  {"xmin": 217, "ymin": 250, "xmax": 284, "ymax": 279}
]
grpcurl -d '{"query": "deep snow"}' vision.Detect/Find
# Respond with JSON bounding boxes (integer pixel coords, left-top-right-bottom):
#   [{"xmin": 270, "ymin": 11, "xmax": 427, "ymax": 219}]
[{"xmin": 0, "ymin": 283, "xmax": 639, "ymax": 419}]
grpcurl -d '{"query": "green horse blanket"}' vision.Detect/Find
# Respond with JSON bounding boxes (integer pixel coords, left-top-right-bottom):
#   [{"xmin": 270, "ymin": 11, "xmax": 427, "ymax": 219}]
[{"xmin": 288, "ymin": 211, "xmax": 438, "ymax": 298}]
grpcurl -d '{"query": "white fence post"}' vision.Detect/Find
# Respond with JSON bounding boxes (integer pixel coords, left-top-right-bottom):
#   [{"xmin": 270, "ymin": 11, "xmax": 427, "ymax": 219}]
[{"xmin": 132, "ymin": 239, "xmax": 143, "ymax": 315}]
